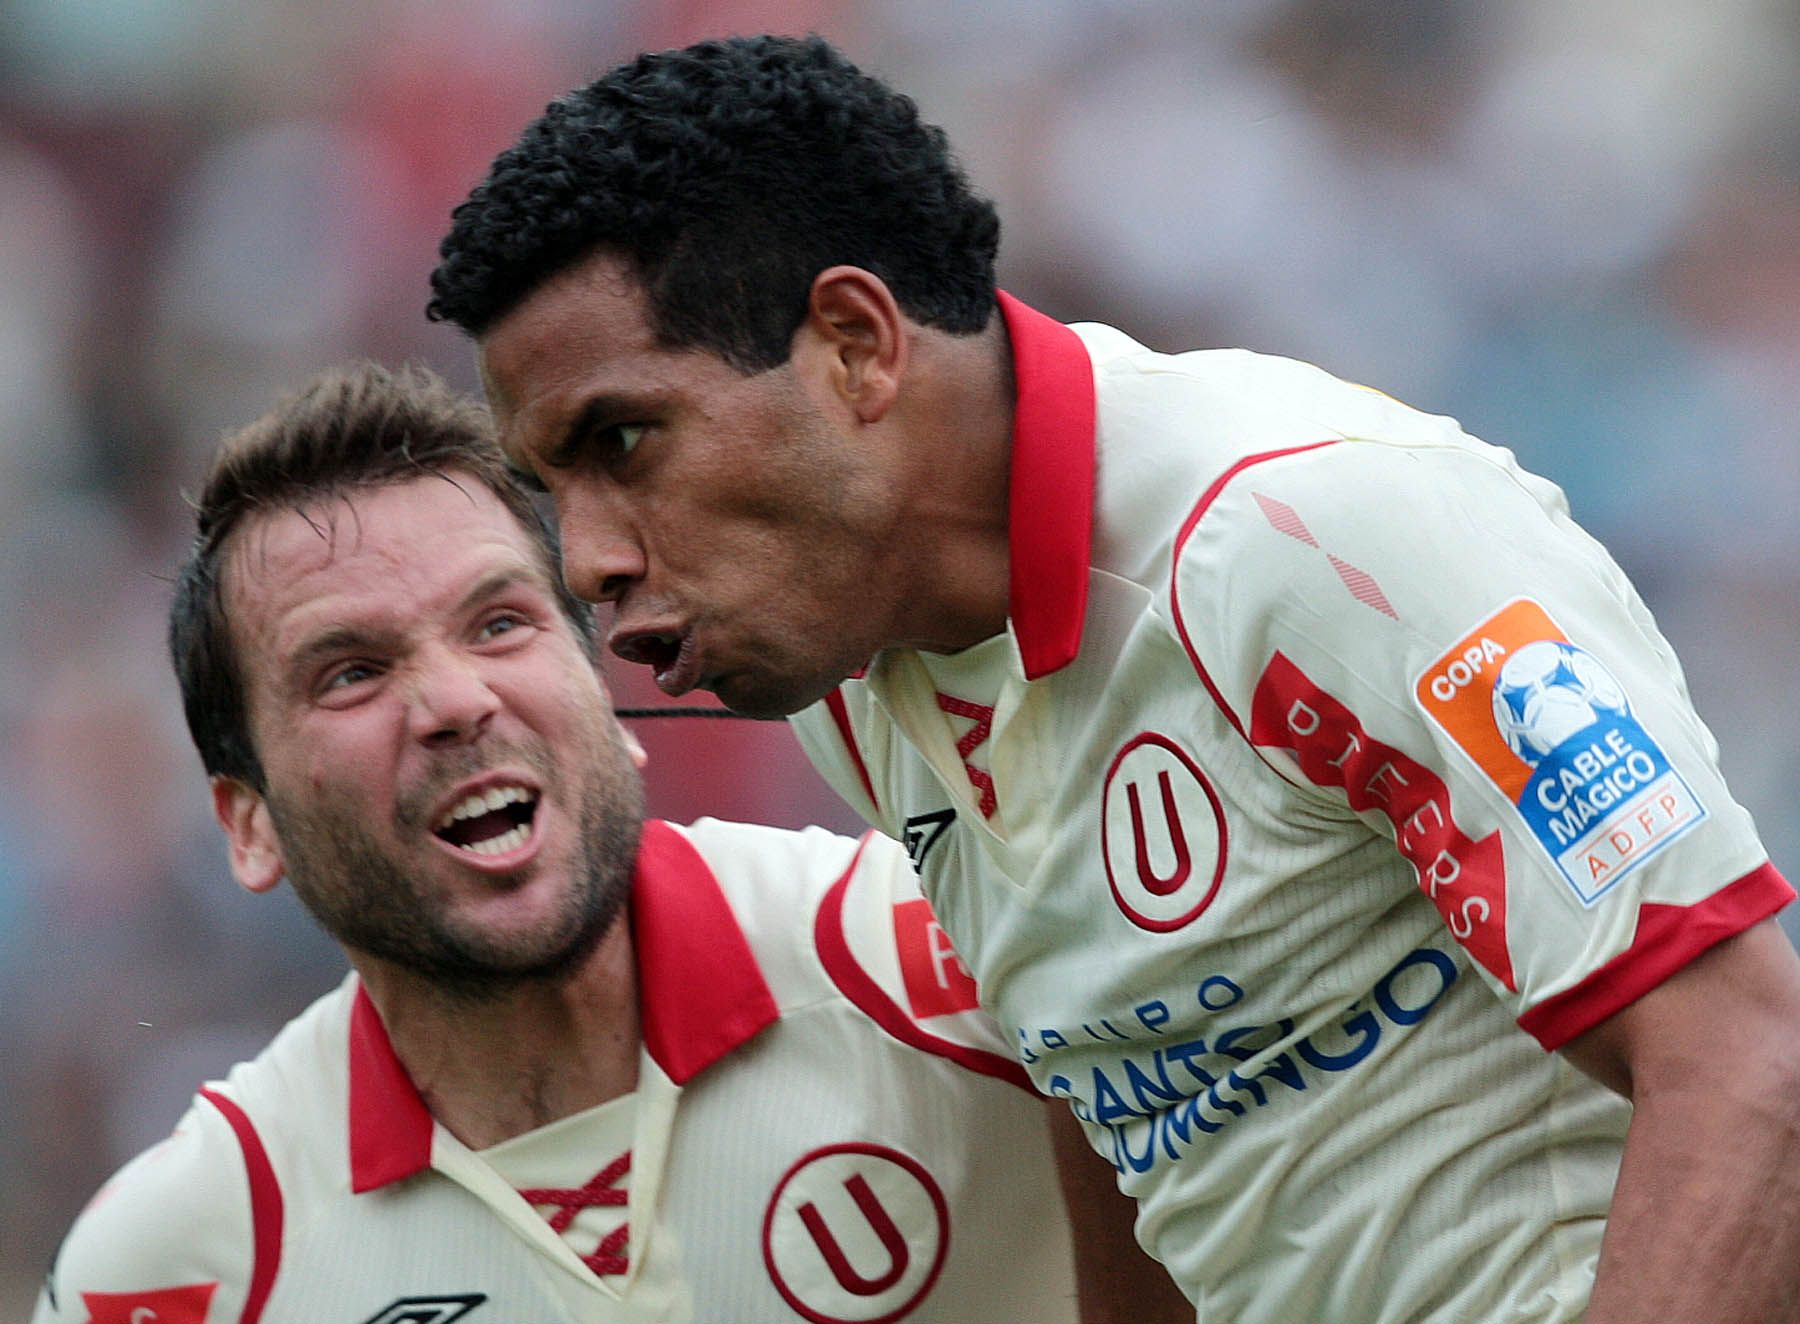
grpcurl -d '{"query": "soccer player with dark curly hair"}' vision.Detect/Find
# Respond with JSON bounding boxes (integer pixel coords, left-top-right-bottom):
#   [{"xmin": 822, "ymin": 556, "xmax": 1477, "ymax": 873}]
[{"xmin": 431, "ymin": 34, "xmax": 1800, "ymax": 1324}]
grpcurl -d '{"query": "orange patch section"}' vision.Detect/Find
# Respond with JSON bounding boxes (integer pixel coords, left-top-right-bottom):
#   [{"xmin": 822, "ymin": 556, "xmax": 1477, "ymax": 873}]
[
  {"xmin": 893, "ymin": 898, "xmax": 982, "ymax": 1019},
  {"xmin": 1415, "ymin": 599, "xmax": 1564, "ymax": 800}
]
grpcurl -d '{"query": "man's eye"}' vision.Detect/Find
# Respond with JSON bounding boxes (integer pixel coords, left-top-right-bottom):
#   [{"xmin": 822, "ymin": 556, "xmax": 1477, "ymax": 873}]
[
  {"xmin": 324, "ymin": 662, "xmax": 377, "ymax": 690},
  {"xmin": 478, "ymin": 614, "xmax": 524, "ymax": 641},
  {"xmin": 549, "ymin": 422, "xmax": 645, "ymax": 471},
  {"xmin": 605, "ymin": 423, "xmax": 645, "ymax": 457}
]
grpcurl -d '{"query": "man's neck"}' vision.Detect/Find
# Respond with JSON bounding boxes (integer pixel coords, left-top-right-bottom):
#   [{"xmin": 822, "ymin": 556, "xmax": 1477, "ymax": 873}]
[
  {"xmin": 885, "ymin": 316, "xmax": 1017, "ymax": 655},
  {"xmin": 354, "ymin": 923, "xmax": 641, "ymax": 1151}
]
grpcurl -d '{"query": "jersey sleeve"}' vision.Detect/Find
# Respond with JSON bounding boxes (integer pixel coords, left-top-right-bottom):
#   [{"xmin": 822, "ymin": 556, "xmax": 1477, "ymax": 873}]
[
  {"xmin": 1171, "ymin": 424, "xmax": 1792, "ymax": 1047},
  {"xmin": 33, "ymin": 1094, "xmax": 258, "ymax": 1324},
  {"xmin": 814, "ymin": 830, "xmax": 1036, "ymax": 1090}
]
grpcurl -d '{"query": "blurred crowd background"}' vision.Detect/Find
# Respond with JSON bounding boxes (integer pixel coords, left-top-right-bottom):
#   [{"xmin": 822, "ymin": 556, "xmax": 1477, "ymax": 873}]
[{"xmin": 3, "ymin": 0, "xmax": 1797, "ymax": 1306}]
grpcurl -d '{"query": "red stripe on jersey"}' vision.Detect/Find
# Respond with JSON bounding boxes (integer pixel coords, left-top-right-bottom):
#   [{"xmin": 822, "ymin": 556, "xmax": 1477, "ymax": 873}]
[
  {"xmin": 816, "ymin": 837, "xmax": 1033, "ymax": 1091},
  {"xmin": 1250, "ymin": 650, "xmax": 1518, "ymax": 992},
  {"xmin": 198, "ymin": 1088, "xmax": 282, "ymax": 1324},
  {"xmin": 825, "ymin": 689, "xmax": 879, "ymax": 812},
  {"xmin": 997, "ymin": 291, "xmax": 1096, "ymax": 680},
  {"xmin": 935, "ymin": 693, "xmax": 998, "ymax": 819},
  {"xmin": 1518, "ymin": 862, "xmax": 1796, "ymax": 1050},
  {"xmin": 1169, "ymin": 439, "xmax": 1342, "ymax": 743}
]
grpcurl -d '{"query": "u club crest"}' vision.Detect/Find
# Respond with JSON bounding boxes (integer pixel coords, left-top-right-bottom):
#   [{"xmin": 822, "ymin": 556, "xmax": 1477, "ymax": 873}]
[
  {"xmin": 1101, "ymin": 733, "xmax": 1228, "ymax": 931},
  {"xmin": 761, "ymin": 1144, "xmax": 950, "ymax": 1323}
]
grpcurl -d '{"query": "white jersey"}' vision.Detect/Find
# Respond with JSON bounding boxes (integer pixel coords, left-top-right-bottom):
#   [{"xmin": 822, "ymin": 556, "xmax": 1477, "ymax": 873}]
[
  {"xmin": 34, "ymin": 820, "xmax": 1078, "ymax": 1324},
  {"xmin": 791, "ymin": 294, "xmax": 1794, "ymax": 1323}
]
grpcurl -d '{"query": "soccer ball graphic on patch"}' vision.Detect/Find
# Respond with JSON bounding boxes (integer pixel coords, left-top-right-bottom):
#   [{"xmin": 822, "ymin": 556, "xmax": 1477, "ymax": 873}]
[{"xmin": 1491, "ymin": 640, "xmax": 1629, "ymax": 765}]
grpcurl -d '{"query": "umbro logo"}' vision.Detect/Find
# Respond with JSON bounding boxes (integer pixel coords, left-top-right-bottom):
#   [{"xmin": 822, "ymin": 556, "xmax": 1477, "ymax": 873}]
[
  {"xmin": 902, "ymin": 809, "xmax": 955, "ymax": 868},
  {"xmin": 360, "ymin": 1295, "xmax": 487, "ymax": 1324}
]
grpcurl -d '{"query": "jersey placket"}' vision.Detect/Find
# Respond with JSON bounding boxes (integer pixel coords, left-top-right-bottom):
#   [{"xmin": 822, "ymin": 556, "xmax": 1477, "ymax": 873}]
[
  {"xmin": 872, "ymin": 648, "xmax": 1035, "ymax": 844},
  {"xmin": 425, "ymin": 1060, "xmax": 683, "ymax": 1305}
]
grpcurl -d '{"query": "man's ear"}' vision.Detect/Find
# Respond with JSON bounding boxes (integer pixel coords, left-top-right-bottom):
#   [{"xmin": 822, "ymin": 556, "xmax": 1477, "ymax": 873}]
[
  {"xmin": 211, "ymin": 775, "xmax": 286, "ymax": 894},
  {"xmin": 799, "ymin": 266, "xmax": 908, "ymax": 424},
  {"xmin": 621, "ymin": 725, "xmax": 648, "ymax": 769}
]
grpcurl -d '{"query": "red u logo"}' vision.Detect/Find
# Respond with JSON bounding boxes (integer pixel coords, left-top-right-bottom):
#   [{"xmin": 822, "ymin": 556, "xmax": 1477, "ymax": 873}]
[
  {"xmin": 763, "ymin": 1144, "xmax": 951, "ymax": 1323},
  {"xmin": 796, "ymin": 1173, "xmax": 908, "ymax": 1294},
  {"xmin": 1127, "ymin": 770, "xmax": 1192, "ymax": 896},
  {"xmin": 1102, "ymin": 732, "xmax": 1228, "ymax": 933}
]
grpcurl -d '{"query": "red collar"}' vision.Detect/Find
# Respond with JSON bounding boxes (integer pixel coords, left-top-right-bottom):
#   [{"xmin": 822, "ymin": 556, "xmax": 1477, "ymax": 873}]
[
  {"xmin": 997, "ymin": 291, "xmax": 1096, "ymax": 679},
  {"xmin": 348, "ymin": 819, "xmax": 779, "ymax": 1192}
]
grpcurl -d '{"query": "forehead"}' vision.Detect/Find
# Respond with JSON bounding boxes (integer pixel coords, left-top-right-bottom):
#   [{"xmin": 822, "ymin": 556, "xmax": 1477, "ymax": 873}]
[
  {"xmin": 477, "ymin": 252, "xmax": 689, "ymax": 451},
  {"xmin": 223, "ymin": 475, "xmax": 551, "ymax": 665}
]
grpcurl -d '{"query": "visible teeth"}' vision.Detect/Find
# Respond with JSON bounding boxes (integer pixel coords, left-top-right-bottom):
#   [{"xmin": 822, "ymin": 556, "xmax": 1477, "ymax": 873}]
[
  {"xmin": 436, "ymin": 784, "xmax": 534, "ymax": 830},
  {"xmin": 463, "ymin": 824, "xmax": 529, "ymax": 856}
]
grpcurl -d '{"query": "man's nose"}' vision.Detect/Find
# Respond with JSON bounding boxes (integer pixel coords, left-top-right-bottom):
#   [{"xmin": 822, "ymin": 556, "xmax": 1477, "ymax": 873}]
[
  {"xmin": 407, "ymin": 647, "xmax": 501, "ymax": 746},
  {"xmin": 558, "ymin": 501, "xmax": 647, "ymax": 606}
]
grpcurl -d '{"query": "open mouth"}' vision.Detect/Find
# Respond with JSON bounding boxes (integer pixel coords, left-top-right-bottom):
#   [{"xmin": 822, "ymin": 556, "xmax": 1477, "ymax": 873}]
[
  {"xmin": 433, "ymin": 784, "xmax": 540, "ymax": 857},
  {"xmin": 613, "ymin": 629, "xmax": 698, "ymax": 696}
]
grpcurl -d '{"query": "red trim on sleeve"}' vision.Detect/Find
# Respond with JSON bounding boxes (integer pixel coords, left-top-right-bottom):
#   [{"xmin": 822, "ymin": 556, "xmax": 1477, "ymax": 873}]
[
  {"xmin": 1168, "ymin": 440, "xmax": 1342, "ymax": 741},
  {"xmin": 814, "ymin": 837, "xmax": 1035, "ymax": 1092},
  {"xmin": 347, "ymin": 985, "xmax": 434, "ymax": 1192},
  {"xmin": 197, "ymin": 1089, "xmax": 283, "ymax": 1324},
  {"xmin": 1519, "ymin": 862, "xmax": 1796, "ymax": 1050},
  {"xmin": 996, "ymin": 291, "xmax": 1096, "ymax": 680},
  {"xmin": 633, "ymin": 820, "xmax": 780, "ymax": 1084},
  {"xmin": 824, "ymin": 689, "xmax": 879, "ymax": 812}
]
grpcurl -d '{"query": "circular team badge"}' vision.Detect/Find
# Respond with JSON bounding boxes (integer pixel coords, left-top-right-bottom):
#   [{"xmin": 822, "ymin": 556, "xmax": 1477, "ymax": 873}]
[
  {"xmin": 761, "ymin": 1144, "xmax": 949, "ymax": 1324},
  {"xmin": 1102, "ymin": 732, "xmax": 1228, "ymax": 931}
]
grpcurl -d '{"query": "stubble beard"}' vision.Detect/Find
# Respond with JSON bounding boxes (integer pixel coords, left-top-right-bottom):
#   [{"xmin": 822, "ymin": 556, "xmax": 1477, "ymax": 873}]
[{"xmin": 267, "ymin": 729, "xmax": 645, "ymax": 1003}]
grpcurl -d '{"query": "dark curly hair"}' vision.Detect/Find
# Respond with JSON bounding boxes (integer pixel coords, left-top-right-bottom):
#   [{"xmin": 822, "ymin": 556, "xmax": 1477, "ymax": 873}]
[
  {"xmin": 428, "ymin": 33, "xmax": 1001, "ymax": 371},
  {"xmin": 170, "ymin": 361, "xmax": 595, "ymax": 791}
]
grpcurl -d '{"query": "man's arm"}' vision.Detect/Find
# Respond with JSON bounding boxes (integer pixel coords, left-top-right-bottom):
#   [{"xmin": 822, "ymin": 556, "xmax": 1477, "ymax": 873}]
[
  {"xmin": 1045, "ymin": 1101, "xmax": 1195, "ymax": 1323},
  {"xmin": 1561, "ymin": 917, "xmax": 1800, "ymax": 1323}
]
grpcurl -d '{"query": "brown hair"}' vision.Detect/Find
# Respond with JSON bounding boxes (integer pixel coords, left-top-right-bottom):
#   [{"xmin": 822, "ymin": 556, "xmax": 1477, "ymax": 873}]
[{"xmin": 169, "ymin": 361, "xmax": 594, "ymax": 788}]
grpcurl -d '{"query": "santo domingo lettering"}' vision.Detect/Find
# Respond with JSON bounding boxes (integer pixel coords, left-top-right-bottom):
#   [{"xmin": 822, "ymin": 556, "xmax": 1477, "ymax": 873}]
[{"xmin": 1048, "ymin": 947, "xmax": 1458, "ymax": 1174}]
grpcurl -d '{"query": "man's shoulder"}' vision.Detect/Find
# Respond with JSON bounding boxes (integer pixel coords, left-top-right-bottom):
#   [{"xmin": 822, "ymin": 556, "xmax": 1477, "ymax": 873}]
[
  {"xmin": 45, "ymin": 980, "xmax": 355, "ymax": 1263},
  {"xmin": 1083, "ymin": 331, "xmax": 1472, "ymax": 474},
  {"xmin": 670, "ymin": 816, "xmax": 872, "ymax": 887},
  {"xmin": 35, "ymin": 1092, "xmax": 257, "ymax": 1319},
  {"xmin": 1086, "ymin": 342, "xmax": 1508, "ymax": 589},
  {"xmin": 663, "ymin": 819, "xmax": 1022, "ymax": 1078},
  {"xmin": 211, "ymin": 975, "xmax": 359, "ymax": 1128},
  {"xmin": 658, "ymin": 818, "xmax": 910, "ymax": 980}
]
